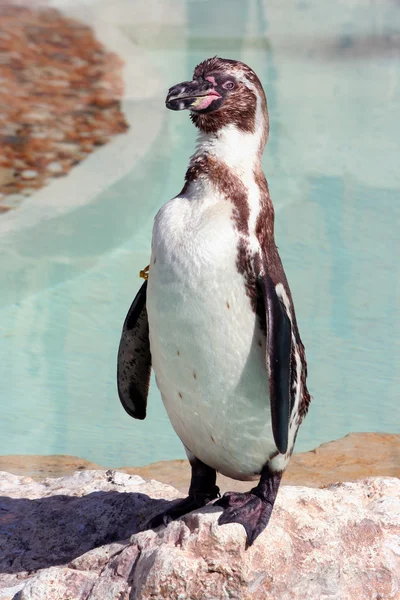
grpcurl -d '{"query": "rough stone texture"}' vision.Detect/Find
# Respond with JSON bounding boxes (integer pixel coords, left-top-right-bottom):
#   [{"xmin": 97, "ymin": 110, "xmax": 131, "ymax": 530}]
[
  {"xmin": 2, "ymin": 433, "xmax": 398, "ymax": 494},
  {"xmin": 0, "ymin": 471, "xmax": 399, "ymax": 599},
  {"xmin": 0, "ymin": 4, "xmax": 128, "ymax": 211}
]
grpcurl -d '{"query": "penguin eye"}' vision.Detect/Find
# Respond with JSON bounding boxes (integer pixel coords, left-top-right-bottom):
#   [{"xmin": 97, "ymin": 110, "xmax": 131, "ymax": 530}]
[{"xmin": 223, "ymin": 81, "xmax": 235, "ymax": 90}]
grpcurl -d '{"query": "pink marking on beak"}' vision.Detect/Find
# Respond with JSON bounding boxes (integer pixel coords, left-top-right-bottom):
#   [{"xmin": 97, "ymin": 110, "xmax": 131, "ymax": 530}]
[
  {"xmin": 206, "ymin": 76, "xmax": 217, "ymax": 86},
  {"xmin": 206, "ymin": 89, "xmax": 221, "ymax": 97},
  {"xmin": 194, "ymin": 94, "xmax": 219, "ymax": 110}
]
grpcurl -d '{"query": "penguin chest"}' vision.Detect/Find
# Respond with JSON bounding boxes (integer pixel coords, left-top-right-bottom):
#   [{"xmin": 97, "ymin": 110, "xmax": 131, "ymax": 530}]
[{"xmin": 147, "ymin": 196, "xmax": 277, "ymax": 480}]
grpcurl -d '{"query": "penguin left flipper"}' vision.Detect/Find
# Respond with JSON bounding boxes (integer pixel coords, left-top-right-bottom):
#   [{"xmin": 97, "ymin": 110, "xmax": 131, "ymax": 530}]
[
  {"xmin": 117, "ymin": 281, "xmax": 151, "ymax": 420},
  {"xmin": 257, "ymin": 273, "xmax": 292, "ymax": 455}
]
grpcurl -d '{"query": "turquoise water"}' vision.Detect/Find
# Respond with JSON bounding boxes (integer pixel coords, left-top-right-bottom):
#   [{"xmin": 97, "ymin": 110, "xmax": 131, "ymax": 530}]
[{"xmin": 0, "ymin": 0, "xmax": 399, "ymax": 467}]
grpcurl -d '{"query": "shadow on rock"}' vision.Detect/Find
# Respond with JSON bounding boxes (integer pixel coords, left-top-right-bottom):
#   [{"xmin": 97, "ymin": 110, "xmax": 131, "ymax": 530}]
[{"xmin": 0, "ymin": 490, "xmax": 173, "ymax": 574}]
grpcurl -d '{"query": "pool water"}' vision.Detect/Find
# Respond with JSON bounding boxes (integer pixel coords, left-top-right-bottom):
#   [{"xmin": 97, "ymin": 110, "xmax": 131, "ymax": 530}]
[{"xmin": 0, "ymin": 0, "xmax": 399, "ymax": 467}]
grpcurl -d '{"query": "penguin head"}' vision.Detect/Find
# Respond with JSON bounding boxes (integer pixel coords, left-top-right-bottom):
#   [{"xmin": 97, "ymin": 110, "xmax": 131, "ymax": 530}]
[{"xmin": 166, "ymin": 57, "xmax": 269, "ymax": 141}]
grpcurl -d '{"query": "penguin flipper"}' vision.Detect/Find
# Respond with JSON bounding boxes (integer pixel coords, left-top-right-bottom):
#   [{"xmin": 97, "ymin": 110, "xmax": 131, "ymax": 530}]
[
  {"xmin": 117, "ymin": 281, "xmax": 151, "ymax": 420},
  {"xmin": 258, "ymin": 274, "xmax": 292, "ymax": 454}
]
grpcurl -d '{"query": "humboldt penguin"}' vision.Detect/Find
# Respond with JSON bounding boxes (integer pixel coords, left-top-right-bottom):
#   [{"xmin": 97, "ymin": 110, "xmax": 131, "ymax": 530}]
[{"xmin": 117, "ymin": 57, "xmax": 311, "ymax": 546}]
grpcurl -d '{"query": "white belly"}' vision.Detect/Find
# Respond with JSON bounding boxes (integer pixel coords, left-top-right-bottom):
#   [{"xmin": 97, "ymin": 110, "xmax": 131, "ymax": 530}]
[{"xmin": 147, "ymin": 194, "xmax": 277, "ymax": 480}]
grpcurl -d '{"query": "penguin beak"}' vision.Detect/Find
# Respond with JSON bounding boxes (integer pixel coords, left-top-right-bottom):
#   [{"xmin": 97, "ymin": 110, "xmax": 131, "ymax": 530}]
[{"xmin": 166, "ymin": 80, "xmax": 221, "ymax": 111}]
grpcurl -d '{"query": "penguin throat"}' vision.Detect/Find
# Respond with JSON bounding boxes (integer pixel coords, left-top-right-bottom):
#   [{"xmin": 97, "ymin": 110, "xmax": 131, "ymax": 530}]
[{"xmin": 193, "ymin": 125, "xmax": 263, "ymax": 173}]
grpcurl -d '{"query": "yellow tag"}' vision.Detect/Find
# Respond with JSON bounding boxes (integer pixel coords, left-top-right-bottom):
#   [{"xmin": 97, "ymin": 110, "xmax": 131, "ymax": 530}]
[{"xmin": 139, "ymin": 265, "xmax": 150, "ymax": 280}]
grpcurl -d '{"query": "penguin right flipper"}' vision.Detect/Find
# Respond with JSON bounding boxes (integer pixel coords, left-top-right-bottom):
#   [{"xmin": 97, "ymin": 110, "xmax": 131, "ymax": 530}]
[{"xmin": 117, "ymin": 281, "xmax": 151, "ymax": 420}]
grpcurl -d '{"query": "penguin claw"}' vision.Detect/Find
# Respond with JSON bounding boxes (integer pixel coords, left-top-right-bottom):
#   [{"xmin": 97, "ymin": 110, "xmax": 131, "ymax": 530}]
[{"xmin": 215, "ymin": 491, "xmax": 274, "ymax": 547}]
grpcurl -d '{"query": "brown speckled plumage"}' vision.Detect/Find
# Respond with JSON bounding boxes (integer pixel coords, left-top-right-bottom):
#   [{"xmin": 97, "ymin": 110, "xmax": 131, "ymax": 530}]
[{"xmin": 182, "ymin": 156, "xmax": 249, "ymax": 236}]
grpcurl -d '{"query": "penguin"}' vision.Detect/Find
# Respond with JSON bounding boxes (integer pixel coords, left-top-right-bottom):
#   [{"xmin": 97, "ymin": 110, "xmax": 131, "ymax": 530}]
[{"xmin": 117, "ymin": 57, "xmax": 311, "ymax": 546}]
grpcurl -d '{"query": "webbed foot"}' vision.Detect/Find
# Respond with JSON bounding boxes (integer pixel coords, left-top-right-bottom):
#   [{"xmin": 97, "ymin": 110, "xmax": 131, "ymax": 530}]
[
  {"xmin": 215, "ymin": 470, "xmax": 282, "ymax": 546},
  {"xmin": 215, "ymin": 491, "xmax": 273, "ymax": 546}
]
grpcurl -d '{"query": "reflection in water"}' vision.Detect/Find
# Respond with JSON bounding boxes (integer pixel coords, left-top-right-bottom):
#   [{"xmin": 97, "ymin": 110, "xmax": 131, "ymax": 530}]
[{"xmin": 0, "ymin": 0, "xmax": 399, "ymax": 467}]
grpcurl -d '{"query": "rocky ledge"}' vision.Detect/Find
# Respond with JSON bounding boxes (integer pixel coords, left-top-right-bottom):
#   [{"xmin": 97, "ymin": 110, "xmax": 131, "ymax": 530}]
[
  {"xmin": 1, "ymin": 432, "xmax": 399, "ymax": 493},
  {"xmin": 0, "ymin": 471, "xmax": 399, "ymax": 599}
]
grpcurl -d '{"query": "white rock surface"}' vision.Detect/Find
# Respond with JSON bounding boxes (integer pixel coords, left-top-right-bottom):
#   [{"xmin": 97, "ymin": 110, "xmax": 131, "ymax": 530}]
[{"xmin": 0, "ymin": 471, "xmax": 399, "ymax": 599}]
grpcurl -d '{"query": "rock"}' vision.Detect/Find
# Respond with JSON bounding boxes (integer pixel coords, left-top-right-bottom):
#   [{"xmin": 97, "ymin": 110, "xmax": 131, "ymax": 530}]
[
  {"xmin": 1, "ymin": 433, "xmax": 398, "ymax": 494},
  {"xmin": 284, "ymin": 431, "xmax": 400, "ymax": 487},
  {"xmin": 0, "ymin": 583, "xmax": 25, "ymax": 600},
  {"xmin": 0, "ymin": 168, "xmax": 15, "ymax": 186},
  {"xmin": 0, "ymin": 471, "xmax": 399, "ymax": 599},
  {"xmin": 20, "ymin": 169, "xmax": 38, "ymax": 180},
  {"xmin": 46, "ymin": 161, "xmax": 64, "ymax": 175},
  {"xmin": 19, "ymin": 568, "xmax": 97, "ymax": 600},
  {"xmin": 0, "ymin": 5, "xmax": 129, "ymax": 207},
  {"xmin": 0, "ymin": 454, "xmax": 103, "ymax": 480}
]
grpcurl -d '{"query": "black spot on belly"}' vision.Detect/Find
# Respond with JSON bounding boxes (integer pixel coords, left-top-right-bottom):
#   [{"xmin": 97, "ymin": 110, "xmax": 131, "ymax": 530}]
[
  {"xmin": 153, "ymin": 257, "xmax": 157, "ymax": 264},
  {"xmin": 177, "ymin": 350, "xmax": 180, "ymax": 356},
  {"xmin": 178, "ymin": 392, "xmax": 183, "ymax": 399},
  {"xmin": 226, "ymin": 301, "xmax": 230, "ymax": 309},
  {"xmin": 193, "ymin": 372, "xmax": 197, "ymax": 379},
  {"xmin": 210, "ymin": 435, "xmax": 215, "ymax": 443}
]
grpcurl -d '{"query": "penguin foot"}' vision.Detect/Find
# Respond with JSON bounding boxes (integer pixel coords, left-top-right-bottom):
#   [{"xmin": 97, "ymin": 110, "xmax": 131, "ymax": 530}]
[
  {"xmin": 148, "ymin": 455, "xmax": 220, "ymax": 530},
  {"xmin": 147, "ymin": 491, "xmax": 219, "ymax": 529},
  {"xmin": 215, "ymin": 491, "xmax": 274, "ymax": 546}
]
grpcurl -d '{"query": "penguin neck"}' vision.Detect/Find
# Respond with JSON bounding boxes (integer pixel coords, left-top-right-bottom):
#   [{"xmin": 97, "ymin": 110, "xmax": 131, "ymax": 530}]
[
  {"xmin": 181, "ymin": 123, "xmax": 272, "ymax": 238},
  {"xmin": 191, "ymin": 125, "xmax": 263, "ymax": 176}
]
